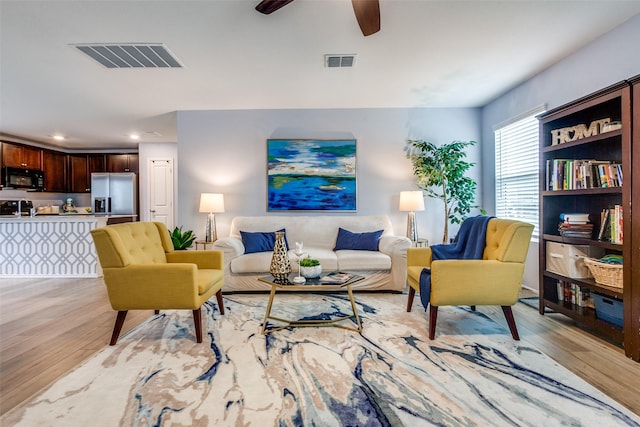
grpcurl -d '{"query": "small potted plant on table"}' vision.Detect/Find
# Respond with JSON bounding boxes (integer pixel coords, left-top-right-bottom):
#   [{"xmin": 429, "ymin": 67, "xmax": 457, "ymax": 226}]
[{"xmin": 299, "ymin": 257, "xmax": 322, "ymax": 278}]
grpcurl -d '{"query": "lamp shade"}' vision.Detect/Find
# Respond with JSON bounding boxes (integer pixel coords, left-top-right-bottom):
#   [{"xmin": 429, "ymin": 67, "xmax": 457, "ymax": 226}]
[
  {"xmin": 199, "ymin": 193, "xmax": 225, "ymax": 213},
  {"xmin": 399, "ymin": 191, "xmax": 425, "ymax": 212}
]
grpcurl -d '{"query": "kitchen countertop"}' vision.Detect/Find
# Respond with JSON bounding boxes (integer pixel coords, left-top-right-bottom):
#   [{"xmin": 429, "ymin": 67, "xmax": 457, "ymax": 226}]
[{"xmin": 0, "ymin": 214, "xmax": 136, "ymax": 221}]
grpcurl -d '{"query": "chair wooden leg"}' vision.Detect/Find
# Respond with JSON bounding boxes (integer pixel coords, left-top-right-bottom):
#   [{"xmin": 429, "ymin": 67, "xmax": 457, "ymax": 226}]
[
  {"xmin": 470, "ymin": 305, "xmax": 476, "ymax": 311},
  {"xmin": 110, "ymin": 310, "xmax": 128, "ymax": 346},
  {"xmin": 215, "ymin": 290, "xmax": 225, "ymax": 315},
  {"xmin": 501, "ymin": 305, "xmax": 520, "ymax": 340},
  {"xmin": 428, "ymin": 305, "xmax": 438, "ymax": 340},
  {"xmin": 154, "ymin": 310, "xmax": 160, "ymax": 314},
  {"xmin": 406, "ymin": 287, "xmax": 415, "ymax": 312},
  {"xmin": 193, "ymin": 308, "xmax": 203, "ymax": 343}
]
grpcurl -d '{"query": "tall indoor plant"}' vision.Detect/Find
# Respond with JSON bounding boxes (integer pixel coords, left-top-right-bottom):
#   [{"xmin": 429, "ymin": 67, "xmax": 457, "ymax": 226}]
[{"xmin": 405, "ymin": 139, "xmax": 482, "ymax": 243}]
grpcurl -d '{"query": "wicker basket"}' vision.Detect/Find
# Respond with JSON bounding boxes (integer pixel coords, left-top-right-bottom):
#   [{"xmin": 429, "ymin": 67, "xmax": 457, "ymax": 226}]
[{"xmin": 583, "ymin": 258, "xmax": 623, "ymax": 288}]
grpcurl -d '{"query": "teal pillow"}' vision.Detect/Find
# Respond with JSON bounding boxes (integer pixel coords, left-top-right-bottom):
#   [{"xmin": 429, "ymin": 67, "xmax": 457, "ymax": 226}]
[
  {"xmin": 240, "ymin": 229, "xmax": 288, "ymax": 254},
  {"xmin": 333, "ymin": 228, "xmax": 383, "ymax": 251}
]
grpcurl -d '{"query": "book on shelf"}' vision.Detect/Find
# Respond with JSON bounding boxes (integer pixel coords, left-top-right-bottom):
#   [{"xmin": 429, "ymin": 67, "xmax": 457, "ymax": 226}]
[
  {"xmin": 597, "ymin": 205, "xmax": 623, "ymax": 244},
  {"xmin": 546, "ymin": 159, "xmax": 622, "ymax": 191},
  {"xmin": 556, "ymin": 281, "xmax": 593, "ymax": 308},
  {"xmin": 558, "ymin": 212, "xmax": 593, "ymax": 238},
  {"xmin": 559, "ymin": 213, "xmax": 590, "ymax": 223},
  {"xmin": 320, "ymin": 272, "xmax": 354, "ymax": 284}
]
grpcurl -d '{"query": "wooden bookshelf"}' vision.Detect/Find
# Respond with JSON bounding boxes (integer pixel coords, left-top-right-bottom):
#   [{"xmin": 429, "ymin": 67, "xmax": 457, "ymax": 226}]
[{"xmin": 538, "ymin": 78, "xmax": 639, "ymax": 361}]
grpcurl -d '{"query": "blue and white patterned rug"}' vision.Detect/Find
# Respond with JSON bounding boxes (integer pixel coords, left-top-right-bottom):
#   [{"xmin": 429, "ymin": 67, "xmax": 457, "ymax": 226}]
[{"xmin": 3, "ymin": 293, "xmax": 639, "ymax": 426}]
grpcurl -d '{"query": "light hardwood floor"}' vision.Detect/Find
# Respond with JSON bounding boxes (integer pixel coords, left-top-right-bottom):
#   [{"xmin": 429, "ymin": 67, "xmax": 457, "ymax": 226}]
[{"xmin": 1, "ymin": 278, "xmax": 639, "ymax": 417}]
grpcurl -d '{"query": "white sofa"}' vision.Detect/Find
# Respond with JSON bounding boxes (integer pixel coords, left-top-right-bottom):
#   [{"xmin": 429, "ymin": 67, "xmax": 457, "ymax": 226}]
[{"xmin": 212, "ymin": 215, "xmax": 412, "ymax": 292}]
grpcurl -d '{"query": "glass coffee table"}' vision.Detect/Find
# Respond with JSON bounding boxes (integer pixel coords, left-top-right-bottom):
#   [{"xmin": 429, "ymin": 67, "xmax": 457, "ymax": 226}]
[{"xmin": 258, "ymin": 273, "xmax": 365, "ymax": 335}]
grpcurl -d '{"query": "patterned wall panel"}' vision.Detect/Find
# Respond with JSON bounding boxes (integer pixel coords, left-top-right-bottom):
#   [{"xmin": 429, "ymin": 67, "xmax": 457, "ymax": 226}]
[{"xmin": 0, "ymin": 218, "xmax": 106, "ymax": 277}]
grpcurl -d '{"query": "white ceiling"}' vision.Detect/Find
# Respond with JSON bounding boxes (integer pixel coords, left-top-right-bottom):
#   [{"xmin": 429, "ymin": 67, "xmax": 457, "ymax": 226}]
[{"xmin": 1, "ymin": 0, "xmax": 639, "ymax": 150}]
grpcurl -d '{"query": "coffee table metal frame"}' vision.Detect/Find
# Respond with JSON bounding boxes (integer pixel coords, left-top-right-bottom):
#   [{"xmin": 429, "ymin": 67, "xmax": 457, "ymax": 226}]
[{"xmin": 258, "ymin": 273, "xmax": 365, "ymax": 334}]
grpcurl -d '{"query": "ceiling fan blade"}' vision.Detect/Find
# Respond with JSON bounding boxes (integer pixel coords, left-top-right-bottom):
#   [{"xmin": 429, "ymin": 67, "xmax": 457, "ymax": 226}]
[
  {"xmin": 351, "ymin": 0, "xmax": 380, "ymax": 36},
  {"xmin": 255, "ymin": 0, "xmax": 295, "ymax": 14}
]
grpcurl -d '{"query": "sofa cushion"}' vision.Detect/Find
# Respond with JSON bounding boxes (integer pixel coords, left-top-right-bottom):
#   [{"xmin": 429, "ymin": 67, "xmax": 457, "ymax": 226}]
[
  {"xmin": 230, "ymin": 247, "xmax": 339, "ymax": 274},
  {"xmin": 336, "ymin": 250, "xmax": 391, "ymax": 270},
  {"xmin": 230, "ymin": 252, "xmax": 274, "ymax": 273},
  {"xmin": 334, "ymin": 228, "xmax": 383, "ymax": 251},
  {"xmin": 294, "ymin": 248, "xmax": 338, "ymax": 271},
  {"xmin": 240, "ymin": 228, "xmax": 288, "ymax": 254}
]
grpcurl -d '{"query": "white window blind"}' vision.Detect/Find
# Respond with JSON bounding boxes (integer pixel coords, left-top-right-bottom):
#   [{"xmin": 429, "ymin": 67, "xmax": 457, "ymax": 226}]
[{"xmin": 495, "ymin": 107, "xmax": 545, "ymax": 239}]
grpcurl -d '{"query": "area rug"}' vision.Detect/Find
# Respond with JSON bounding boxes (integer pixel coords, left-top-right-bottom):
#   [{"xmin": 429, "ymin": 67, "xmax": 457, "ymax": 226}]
[{"xmin": 3, "ymin": 293, "xmax": 639, "ymax": 426}]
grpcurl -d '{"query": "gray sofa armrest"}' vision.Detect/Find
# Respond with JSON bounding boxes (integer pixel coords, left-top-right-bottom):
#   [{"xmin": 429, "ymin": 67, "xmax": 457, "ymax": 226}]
[
  {"xmin": 379, "ymin": 235, "xmax": 412, "ymax": 255},
  {"xmin": 212, "ymin": 237, "xmax": 245, "ymax": 263},
  {"xmin": 379, "ymin": 234, "xmax": 412, "ymax": 290}
]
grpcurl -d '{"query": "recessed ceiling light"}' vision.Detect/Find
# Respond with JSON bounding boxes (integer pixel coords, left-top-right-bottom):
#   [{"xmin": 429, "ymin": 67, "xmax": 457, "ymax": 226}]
[
  {"xmin": 52, "ymin": 135, "xmax": 65, "ymax": 141},
  {"xmin": 129, "ymin": 133, "xmax": 140, "ymax": 140}
]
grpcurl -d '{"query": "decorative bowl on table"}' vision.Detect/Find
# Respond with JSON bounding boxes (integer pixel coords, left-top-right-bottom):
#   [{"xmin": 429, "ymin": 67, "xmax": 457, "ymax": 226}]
[
  {"xmin": 300, "ymin": 265, "xmax": 322, "ymax": 279},
  {"xmin": 299, "ymin": 257, "xmax": 322, "ymax": 278}
]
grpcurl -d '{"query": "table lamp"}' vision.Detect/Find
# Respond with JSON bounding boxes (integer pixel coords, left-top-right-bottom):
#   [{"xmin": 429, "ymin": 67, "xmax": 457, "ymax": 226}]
[
  {"xmin": 399, "ymin": 190, "xmax": 425, "ymax": 242},
  {"xmin": 199, "ymin": 193, "xmax": 224, "ymax": 242}
]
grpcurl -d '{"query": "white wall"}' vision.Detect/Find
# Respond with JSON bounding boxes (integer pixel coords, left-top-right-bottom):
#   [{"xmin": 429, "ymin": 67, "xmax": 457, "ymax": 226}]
[
  {"xmin": 480, "ymin": 13, "xmax": 640, "ymax": 289},
  {"xmin": 176, "ymin": 107, "xmax": 482, "ymax": 243}
]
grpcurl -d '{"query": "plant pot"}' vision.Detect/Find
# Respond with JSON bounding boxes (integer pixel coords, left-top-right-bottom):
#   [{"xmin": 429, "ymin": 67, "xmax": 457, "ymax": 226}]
[{"xmin": 300, "ymin": 265, "xmax": 322, "ymax": 279}]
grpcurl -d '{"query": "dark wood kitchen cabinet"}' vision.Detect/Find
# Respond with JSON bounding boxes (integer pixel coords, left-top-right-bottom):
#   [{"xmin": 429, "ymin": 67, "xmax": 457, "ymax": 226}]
[
  {"xmin": 1, "ymin": 142, "xmax": 42, "ymax": 169},
  {"xmin": 107, "ymin": 154, "xmax": 138, "ymax": 173},
  {"xmin": 42, "ymin": 150, "xmax": 67, "ymax": 192},
  {"xmin": 69, "ymin": 154, "xmax": 106, "ymax": 193}
]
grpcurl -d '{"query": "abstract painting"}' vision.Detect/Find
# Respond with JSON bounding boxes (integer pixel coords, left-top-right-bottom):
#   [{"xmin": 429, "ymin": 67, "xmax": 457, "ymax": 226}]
[{"xmin": 267, "ymin": 139, "xmax": 357, "ymax": 211}]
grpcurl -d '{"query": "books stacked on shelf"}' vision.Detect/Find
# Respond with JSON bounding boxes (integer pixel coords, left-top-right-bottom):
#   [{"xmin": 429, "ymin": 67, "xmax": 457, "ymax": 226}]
[
  {"xmin": 546, "ymin": 159, "xmax": 622, "ymax": 191},
  {"xmin": 319, "ymin": 272, "xmax": 354, "ymax": 284},
  {"xmin": 597, "ymin": 205, "xmax": 624, "ymax": 244},
  {"xmin": 558, "ymin": 213, "xmax": 593, "ymax": 238},
  {"xmin": 556, "ymin": 280, "xmax": 593, "ymax": 308}
]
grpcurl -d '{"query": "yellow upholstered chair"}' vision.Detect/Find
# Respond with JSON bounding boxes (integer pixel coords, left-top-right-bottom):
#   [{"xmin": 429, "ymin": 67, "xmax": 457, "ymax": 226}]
[
  {"xmin": 90, "ymin": 221, "xmax": 225, "ymax": 345},
  {"xmin": 406, "ymin": 218, "xmax": 533, "ymax": 340}
]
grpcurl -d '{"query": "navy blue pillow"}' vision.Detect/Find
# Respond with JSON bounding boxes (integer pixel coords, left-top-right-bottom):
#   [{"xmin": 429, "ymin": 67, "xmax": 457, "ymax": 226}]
[
  {"xmin": 240, "ymin": 229, "xmax": 288, "ymax": 254},
  {"xmin": 333, "ymin": 228, "xmax": 383, "ymax": 251}
]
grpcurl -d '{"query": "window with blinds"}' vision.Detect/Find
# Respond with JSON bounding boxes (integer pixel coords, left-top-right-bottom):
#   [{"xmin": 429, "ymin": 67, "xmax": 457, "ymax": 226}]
[{"xmin": 494, "ymin": 107, "xmax": 545, "ymax": 239}]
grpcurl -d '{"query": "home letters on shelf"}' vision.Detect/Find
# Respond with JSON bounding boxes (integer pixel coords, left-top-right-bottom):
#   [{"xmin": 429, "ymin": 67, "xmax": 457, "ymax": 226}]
[{"xmin": 550, "ymin": 118, "xmax": 611, "ymax": 145}]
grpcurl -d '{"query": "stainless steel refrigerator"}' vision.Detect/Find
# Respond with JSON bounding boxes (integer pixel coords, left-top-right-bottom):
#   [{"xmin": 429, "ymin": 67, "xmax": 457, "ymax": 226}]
[{"xmin": 91, "ymin": 173, "xmax": 137, "ymax": 215}]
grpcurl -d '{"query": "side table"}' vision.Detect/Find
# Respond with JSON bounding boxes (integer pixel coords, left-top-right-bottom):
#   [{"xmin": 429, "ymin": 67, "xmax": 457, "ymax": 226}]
[
  {"xmin": 194, "ymin": 240, "xmax": 215, "ymax": 250},
  {"xmin": 414, "ymin": 239, "xmax": 429, "ymax": 248}
]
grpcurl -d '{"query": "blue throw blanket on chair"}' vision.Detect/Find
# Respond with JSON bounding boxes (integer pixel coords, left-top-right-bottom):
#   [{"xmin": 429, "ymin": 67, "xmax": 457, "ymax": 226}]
[{"xmin": 419, "ymin": 215, "xmax": 494, "ymax": 310}]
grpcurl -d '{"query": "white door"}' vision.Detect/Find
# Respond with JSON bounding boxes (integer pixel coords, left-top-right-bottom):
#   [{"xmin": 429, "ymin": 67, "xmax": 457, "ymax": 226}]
[{"xmin": 148, "ymin": 159, "xmax": 174, "ymax": 228}]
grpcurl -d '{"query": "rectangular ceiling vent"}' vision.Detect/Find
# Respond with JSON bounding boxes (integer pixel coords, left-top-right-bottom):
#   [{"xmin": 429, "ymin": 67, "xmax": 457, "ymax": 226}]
[
  {"xmin": 72, "ymin": 43, "xmax": 183, "ymax": 68},
  {"xmin": 325, "ymin": 54, "xmax": 356, "ymax": 68}
]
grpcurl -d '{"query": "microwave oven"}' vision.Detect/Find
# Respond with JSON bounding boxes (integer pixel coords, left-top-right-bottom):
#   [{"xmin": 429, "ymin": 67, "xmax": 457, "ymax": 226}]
[{"xmin": 1, "ymin": 166, "xmax": 45, "ymax": 190}]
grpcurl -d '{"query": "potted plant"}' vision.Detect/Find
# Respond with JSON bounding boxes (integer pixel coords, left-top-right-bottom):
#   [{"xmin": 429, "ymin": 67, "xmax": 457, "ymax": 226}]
[
  {"xmin": 405, "ymin": 139, "xmax": 484, "ymax": 243},
  {"xmin": 170, "ymin": 226, "xmax": 196, "ymax": 250},
  {"xmin": 299, "ymin": 257, "xmax": 322, "ymax": 278}
]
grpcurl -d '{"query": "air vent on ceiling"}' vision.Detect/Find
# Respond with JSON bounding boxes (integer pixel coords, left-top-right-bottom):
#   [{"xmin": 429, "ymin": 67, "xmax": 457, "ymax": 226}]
[
  {"xmin": 72, "ymin": 43, "xmax": 183, "ymax": 68},
  {"xmin": 325, "ymin": 54, "xmax": 356, "ymax": 68}
]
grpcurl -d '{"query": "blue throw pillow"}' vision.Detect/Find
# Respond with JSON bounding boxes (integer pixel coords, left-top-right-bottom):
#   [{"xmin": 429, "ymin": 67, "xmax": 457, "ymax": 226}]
[
  {"xmin": 333, "ymin": 228, "xmax": 383, "ymax": 251},
  {"xmin": 240, "ymin": 229, "xmax": 288, "ymax": 254}
]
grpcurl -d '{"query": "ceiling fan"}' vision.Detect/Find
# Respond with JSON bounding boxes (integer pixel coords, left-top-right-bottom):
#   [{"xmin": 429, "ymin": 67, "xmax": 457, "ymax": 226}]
[{"xmin": 255, "ymin": 0, "xmax": 380, "ymax": 36}]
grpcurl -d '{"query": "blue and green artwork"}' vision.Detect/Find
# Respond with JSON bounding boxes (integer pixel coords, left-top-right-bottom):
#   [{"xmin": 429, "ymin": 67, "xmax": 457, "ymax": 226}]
[{"xmin": 267, "ymin": 139, "xmax": 357, "ymax": 211}]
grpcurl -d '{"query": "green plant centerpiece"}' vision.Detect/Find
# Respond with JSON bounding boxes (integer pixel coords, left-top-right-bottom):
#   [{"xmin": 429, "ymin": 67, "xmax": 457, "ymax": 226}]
[
  {"xmin": 299, "ymin": 257, "xmax": 320, "ymax": 267},
  {"xmin": 405, "ymin": 139, "xmax": 483, "ymax": 243},
  {"xmin": 170, "ymin": 226, "xmax": 196, "ymax": 250},
  {"xmin": 299, "ymin": 257, "xmax": 322, "ymax": 278}
]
